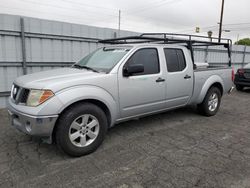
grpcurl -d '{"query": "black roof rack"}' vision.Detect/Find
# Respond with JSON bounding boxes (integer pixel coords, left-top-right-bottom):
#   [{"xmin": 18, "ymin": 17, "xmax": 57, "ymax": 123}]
[{"xmin": 99, "ymin": 33, "xmax": 232, "ymax": 67}]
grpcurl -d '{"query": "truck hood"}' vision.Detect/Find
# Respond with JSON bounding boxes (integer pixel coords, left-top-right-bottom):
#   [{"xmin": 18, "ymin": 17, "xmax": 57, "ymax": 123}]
[{"xmin": 14, "ymin": 67, "xmax": 106, "ymax": 92}]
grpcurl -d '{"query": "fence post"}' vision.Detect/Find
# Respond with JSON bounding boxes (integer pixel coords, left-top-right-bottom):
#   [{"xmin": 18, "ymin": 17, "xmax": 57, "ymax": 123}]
[
  {"xmin": 20, "ymin": 17, "xmax": 27, "ymax": 75},
  {"xmin": 242, "ymin": 45, "xmax": 247, "ymax": 68},
  {"xmin": 204, "ymin": 46, "xmax": 209, "ymax": 63}
]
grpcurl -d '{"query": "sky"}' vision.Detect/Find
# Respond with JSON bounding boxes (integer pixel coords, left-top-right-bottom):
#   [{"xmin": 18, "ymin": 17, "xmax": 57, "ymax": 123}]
[{"xmin": 0, "ymin": 0, "xmax": 249, "ymax": 41}]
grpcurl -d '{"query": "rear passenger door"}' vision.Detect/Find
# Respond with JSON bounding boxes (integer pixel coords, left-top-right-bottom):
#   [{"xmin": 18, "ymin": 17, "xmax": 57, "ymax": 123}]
[{"xmin": 164, "ymin": 48, "xmax": 193, "ymax": 107}]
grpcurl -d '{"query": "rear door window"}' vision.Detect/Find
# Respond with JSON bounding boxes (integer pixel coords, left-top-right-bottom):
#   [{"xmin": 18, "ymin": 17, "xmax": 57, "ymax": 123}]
[{"xmin": 164, "ymin": 49, "xmax": 186, "ymax": 72}]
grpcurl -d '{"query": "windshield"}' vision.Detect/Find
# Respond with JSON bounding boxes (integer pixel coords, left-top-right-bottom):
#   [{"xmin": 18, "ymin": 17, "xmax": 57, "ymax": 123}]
[{"xmin": 75, "ymin": 47, "xmax": 131, "ymax": 73}]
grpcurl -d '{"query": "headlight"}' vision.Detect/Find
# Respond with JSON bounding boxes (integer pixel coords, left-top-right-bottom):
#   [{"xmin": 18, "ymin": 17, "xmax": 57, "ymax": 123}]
[{"xmin": 26, "ymin": 89, "xmax": 54, "ymax": 107}]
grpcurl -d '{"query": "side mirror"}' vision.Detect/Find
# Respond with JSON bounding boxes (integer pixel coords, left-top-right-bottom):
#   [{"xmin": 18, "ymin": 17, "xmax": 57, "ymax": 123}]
[{"xmin": 123, "ymin": 64, "xmax": 144, "ymax": 77}]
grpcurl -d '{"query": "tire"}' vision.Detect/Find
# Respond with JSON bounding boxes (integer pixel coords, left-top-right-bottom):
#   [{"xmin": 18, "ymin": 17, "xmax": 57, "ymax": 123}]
[
  {"xmin": 236, "ymin": 85, "xmax": 244, "ymax": 91},
  {"xmin": 55, "ymin": 103, "xmax": 108, "ymax": 157},
  {"xmin": 197, "ymin": 87, "xmax": 221, "ymax": 117}
]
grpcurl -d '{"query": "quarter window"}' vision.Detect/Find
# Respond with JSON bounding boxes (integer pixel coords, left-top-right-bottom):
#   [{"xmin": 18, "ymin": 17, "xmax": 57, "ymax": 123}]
[
  {"xmin": 164, "ymin": 49, "xmax": 186, "ymax": 72},
  {"xmin": 125, "ymin": 48, "xmax": 160, "ymax": 75}
]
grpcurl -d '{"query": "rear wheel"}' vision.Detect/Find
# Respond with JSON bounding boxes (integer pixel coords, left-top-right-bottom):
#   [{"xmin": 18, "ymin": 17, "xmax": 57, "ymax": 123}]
[
  {"xmin": 55, "ymin": 103, "xmax": 108, "ymax": 157},
  {"xmin": 236, "ymin": 85, "xmax": 244, "ymax": 91},
  {"xmin": 197, "ymin": 87, "xmax": 221, "ymax": 116}
]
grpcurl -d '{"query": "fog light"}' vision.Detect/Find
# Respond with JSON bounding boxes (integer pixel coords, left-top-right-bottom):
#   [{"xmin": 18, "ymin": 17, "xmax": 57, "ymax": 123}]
[
  {"xmin": 37, "ymin": 118, "xmax": 43, "ymax": 124},
  {"xmin": 25, "ymin": 121, "xmax": 32, "ymax": 132}
]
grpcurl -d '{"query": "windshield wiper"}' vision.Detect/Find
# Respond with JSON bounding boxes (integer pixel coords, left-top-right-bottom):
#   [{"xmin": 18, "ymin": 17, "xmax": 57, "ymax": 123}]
[
  {"xmin": 72, "ymin": 64, "xmax": 83, "ymax": 69},
  {"xmin": 72, "ymin": 64, "xmax": 99, "ymax": 73}
]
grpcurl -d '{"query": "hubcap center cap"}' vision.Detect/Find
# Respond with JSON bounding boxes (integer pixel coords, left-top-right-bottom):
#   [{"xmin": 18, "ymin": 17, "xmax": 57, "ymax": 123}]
[
  {"xmin": 80, "ymin": 127, "xmax": 87, "ymax": 134},
  {"xmin": 69, "ymin": 114, "xmax": 100, "ymax": 147},
  {"xmin": 208, "ymin": 94, "xmax": 218, "ymax": 111}
]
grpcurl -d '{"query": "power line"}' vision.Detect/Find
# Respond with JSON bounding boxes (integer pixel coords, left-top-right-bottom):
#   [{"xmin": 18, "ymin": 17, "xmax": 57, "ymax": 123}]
[
  {"xmin": 125, "ymin": 0, "xmax": 183, "ymax": 14},
  {"xmin": 175, "ymin": 25, "xmax": 218, "ymax": 34},
  {"xmin": 176, "ymin": 22, "xmax": 250, "ymax": 34},
  {"xmin": 223, "ymin": 22, "xmax": 250, "ymax": 26},
  {"xmin": 225, "ymin": 27, "xmax": 250, "ymax": 31},
  {"xmin": 0, "ymin": 5, "xmax": 118, "ymax": 27},
  {"xmin": 21, "ymin": 0, "xmax": 118, "ymax": 18},
  {"xmin": 18, "ymin": 0, "xmax": 121, "ymax": 25},
  {"xmin": 61, "ymin": 0, "xmax": 118, "ymax": 11},
  {"xmin": 125, "ymin": 0, "xmax": 168, "ymax": 13},
  {"xmin": 3, "ymin": 0, "xmax": 250, "ymax": 37},
  {"xmin": 19, "ymin": 0, "xmax": 185, "ymax": 33}
]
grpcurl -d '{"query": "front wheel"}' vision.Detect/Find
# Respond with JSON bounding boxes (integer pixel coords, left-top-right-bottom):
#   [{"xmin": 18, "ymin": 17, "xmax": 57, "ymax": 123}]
[
  {"xmin": 55, "ymin": 103, "xmax": 108, "ymax": 157},
  {"xmin": 197, "ymin": 87, "xmax": 221, "ymax": 116}
]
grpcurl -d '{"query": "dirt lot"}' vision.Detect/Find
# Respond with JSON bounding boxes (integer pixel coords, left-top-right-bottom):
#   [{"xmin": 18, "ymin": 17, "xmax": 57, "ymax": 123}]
[{"xmin": 0, "ymin": 90, "xmax": 250, "ymax": 188}]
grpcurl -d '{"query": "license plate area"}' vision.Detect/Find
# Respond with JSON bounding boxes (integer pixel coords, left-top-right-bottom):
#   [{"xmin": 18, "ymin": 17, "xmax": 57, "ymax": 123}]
[{"xmin": 244, "ymin": 73, "xmax": 250, "ymax": 79}]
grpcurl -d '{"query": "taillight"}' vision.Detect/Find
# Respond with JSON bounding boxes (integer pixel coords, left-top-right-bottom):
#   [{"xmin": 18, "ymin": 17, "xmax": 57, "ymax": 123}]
[
  {"xmin": 232, "ymin": 68, "xmax": 235, "ymax": 81},
  {"xmin": 238, "ymin": 68, "xmax": 245, "ymax": 75}
]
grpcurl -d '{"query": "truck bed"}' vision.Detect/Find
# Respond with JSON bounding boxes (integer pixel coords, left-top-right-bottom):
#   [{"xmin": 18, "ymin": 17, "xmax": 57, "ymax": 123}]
[
  {"xmin": 189, "ymin": 66, "xmax": 233, "ymax": 105},
  {"xmin": 195, "ymin": 65, "xmax": 230, "ymax": 71}
]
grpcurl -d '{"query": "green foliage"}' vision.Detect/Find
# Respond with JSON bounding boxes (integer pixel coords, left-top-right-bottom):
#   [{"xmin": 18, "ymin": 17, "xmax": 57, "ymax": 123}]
[{"xmin": 235, "ymin": 38, "xmax": 250, "ymax": 46}]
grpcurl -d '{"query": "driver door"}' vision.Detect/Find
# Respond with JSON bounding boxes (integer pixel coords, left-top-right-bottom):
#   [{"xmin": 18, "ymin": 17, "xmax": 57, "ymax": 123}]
[{"xmin": 118, "ymin": 48, "xmax": 166, "ymax": 118}]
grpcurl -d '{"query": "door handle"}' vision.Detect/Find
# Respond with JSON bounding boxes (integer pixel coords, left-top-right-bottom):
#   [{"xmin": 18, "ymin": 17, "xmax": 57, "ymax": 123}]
[
  {"xmin": 156, "ymin": 77, "xmax": 165, "ymax": 82},
  {"xmin": 184, "ymin": 75, "xmax": 191, "ymax": 79}
]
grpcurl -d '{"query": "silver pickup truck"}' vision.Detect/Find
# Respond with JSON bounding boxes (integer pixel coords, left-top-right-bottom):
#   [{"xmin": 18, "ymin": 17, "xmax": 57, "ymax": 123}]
[{"xmin": 7, "ymin": 33, "xmax": 234, "ymax": 156}]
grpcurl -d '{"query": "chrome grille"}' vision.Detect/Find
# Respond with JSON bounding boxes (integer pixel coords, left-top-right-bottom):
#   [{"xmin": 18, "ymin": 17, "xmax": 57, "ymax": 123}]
[
  {"xmin": 20, "ymin": 89, "xmax": 30, "ymax": 104},
  {"xmin": 11, "ymin": 84, "xmax": 20, "ymax": 101},
  {"xmin": 11, "ymin": 84, "xmax": 30, "ymax": 104}
]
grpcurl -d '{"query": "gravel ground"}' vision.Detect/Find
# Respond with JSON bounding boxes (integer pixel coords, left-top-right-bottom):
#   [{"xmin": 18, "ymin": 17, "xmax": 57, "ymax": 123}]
[{"xmin": 0, "ymin": 90, "xmax": 250, "ymax": 188}]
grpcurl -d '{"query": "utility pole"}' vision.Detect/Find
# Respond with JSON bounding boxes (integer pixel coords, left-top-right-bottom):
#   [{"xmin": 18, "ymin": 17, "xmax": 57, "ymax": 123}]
[
  {"xmin": 218, "ymin": 0, "xmax": 225, "ymax": 42},
  {"xmin": 118, "ymin": 10, "xmax": 121, "ymax": 37}
]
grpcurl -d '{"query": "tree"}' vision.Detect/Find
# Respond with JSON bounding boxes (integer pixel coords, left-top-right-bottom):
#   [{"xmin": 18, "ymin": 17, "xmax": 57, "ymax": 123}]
[{"xmin": 235, "ymin": 38, "xmax": 250, "ymax": 46}]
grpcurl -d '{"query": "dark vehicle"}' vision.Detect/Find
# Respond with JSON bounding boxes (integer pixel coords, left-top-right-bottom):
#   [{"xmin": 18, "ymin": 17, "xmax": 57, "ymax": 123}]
[{"xmin": 234, "ymin": 64, "xmax": 250, "ymax": 91}]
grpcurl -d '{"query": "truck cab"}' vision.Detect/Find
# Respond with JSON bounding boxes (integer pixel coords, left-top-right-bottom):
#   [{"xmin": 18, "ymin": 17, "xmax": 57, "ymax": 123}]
[{"xmin": 114, "ymin": 44, "xmax": 194, "ymax": 118}]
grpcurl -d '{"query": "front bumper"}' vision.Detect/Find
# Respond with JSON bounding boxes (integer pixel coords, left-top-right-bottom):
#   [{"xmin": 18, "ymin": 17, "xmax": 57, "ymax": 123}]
[
  {"xmin": 234, "ymin": 75, "xmax": 250, "ymax": 86},
  {"xmin": 8, "ymin": 104, "xmax": 58, "ymax": 138},
  {"xmin": 234, "ymin": 80, "xmax": 250, "ymax": 87}
]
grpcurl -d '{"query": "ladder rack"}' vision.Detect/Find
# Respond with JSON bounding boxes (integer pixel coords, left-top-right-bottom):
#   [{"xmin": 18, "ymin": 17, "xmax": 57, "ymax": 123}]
[{"xmin": 99, "ymin": 33, "xmax": 232, "ymax": 67}]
